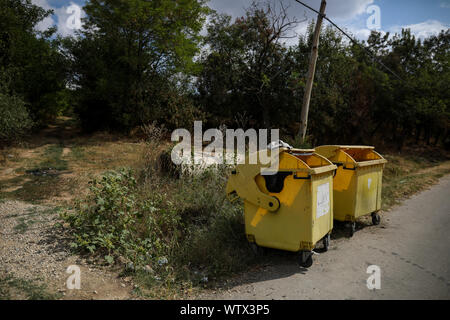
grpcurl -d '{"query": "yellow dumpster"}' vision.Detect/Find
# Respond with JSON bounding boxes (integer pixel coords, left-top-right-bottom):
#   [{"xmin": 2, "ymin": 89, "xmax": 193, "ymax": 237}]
[
  {"xmin": 226, "ymin": 147, "xmax": 337, "ymax": 267},
  {"xmin": 315, "ymin": 145, "xmax": 387, "ymax": 236}
]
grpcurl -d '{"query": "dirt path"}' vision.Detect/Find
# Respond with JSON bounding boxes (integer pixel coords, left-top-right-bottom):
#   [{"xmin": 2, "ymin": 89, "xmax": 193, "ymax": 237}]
[
  {"xmin": 200, "ymin": 175, "xmax": 450, "ymax": 300},
  {"xmin": 0, "ymin": 118, "xmax": 140, "ymax": 300},
  {"xmin": 0, "ymin": 200, "xmax": 136, "ymax": 299}
]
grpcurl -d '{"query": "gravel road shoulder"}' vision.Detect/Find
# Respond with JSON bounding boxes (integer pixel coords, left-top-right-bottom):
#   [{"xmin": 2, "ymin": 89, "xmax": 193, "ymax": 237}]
[{"xmin": 0, "ymin": 200, "xmax": 134, "ymax": 299}]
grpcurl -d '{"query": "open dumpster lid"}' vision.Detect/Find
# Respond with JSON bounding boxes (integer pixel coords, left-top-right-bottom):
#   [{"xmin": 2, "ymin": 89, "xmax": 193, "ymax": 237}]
[
  {"xmin": 320, "ymin": 145, "xmax": 375, "ymax": 150},
  {"xmin": 285, "ymin": 148, "xmax": 315, "ymax": 153},
  {"xmin": 315, "ymin": 145, "xmax": 387, "ymax": 167}
]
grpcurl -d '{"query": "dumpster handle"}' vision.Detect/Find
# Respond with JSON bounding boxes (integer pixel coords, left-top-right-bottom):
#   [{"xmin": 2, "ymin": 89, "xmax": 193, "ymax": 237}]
[
  {"xmin": 332, "ymin": 161, "xmax": 356, "ymax": 170},
  {"xmin": 293, "ymin": 172, "xmax": 311, "ymax": 180},
  {"xmin": 226, "ymin": 191, "xmax": 240, "ymax": 202}
]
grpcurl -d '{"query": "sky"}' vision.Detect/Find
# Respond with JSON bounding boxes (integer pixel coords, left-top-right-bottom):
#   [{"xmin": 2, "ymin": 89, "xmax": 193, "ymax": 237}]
[{"xmin": 33, "ymin": 0, "xmax": 450, "ymax": 43}]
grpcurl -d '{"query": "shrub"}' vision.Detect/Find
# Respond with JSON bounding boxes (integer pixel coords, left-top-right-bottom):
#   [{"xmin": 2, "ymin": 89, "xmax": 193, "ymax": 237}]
[
  {"xmin": 0, "ymin": 92, "xmax": 33, "ymax": 145},
  {"xmin": 63, "ymin": 136, "xmax": 256, "ymax": 291},
  {"xmin": 62, "ymin": 169, "xmax": 182, "ymax": 266}
]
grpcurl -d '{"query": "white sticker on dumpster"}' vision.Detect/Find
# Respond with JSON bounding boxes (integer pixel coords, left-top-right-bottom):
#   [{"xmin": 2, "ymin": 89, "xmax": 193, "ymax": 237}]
[{"xmin": 316, "ymin": 182, "xmax": 330, "ymax": 218}]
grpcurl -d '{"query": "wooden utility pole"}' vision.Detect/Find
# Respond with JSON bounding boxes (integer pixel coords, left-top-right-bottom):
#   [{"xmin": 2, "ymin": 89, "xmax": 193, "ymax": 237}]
[{"xmin": 298, "ymin": 0, "xmax": 327, "ymax": 143}]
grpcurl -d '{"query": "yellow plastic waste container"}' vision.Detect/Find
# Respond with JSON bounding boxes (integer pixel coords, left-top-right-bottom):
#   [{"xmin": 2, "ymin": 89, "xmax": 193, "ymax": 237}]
[
  {"xmin": 315, "ymin": 145, "xmax": 387, "ymax": 236},
  {"xmin": 226, "ymin": 147, "xmax": 337, "ymax": 267}
]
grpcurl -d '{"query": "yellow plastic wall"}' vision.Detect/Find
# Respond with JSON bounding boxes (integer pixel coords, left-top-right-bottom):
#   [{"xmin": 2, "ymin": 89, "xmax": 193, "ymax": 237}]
[{"xmin": 244, "ymin": 152, "xmax": 334, "ymax": 252}]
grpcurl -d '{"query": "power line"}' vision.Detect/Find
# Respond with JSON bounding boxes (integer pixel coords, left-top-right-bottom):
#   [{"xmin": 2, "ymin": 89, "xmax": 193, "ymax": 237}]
[{"xmin": 294, "ymin": 0, "xmax": 405, "ymax": 82}]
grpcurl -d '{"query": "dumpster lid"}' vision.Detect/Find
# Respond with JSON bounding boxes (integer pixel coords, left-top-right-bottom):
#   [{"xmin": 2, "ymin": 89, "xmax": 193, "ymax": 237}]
[
  {"xmin": 286, "ymin": 148, "xmax": 315, "ymax": 153},
  {"xmin": 322, "ymin": 145, "xmax": 375, "ymax": 150},
  {"xmin": 315, "ymin": 145, "xmax": 386, "ymax": 166}
]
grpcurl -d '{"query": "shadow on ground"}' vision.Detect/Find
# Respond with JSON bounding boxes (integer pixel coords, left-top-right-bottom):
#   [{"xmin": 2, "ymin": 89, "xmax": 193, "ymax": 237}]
[{"xmin": 213, "ymin": 218, "xmax": 378, "ymax": 291}]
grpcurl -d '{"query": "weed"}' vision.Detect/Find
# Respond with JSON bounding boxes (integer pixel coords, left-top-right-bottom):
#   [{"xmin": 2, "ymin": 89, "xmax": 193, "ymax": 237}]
[
  {"xmin": 62, "ymin": 169, "xmax": 181, "ymax": 267},
  {"xmin": 382, "ymin": 155, "xmax": 450, "ymax": 209},
  {"xmin": 13, "ymin": 217, "xmax": 36, "ymax": 233},
  {"xmin": 37, "ymin": 144, "xmax": 68, "ymax": 171},
  {"xmin": 69, "ymin": 145, "xmax": 85, "ymax": 160},
  {"xmin": 0, "ymin": 275, "xmax": 59, "ymax": 300}
]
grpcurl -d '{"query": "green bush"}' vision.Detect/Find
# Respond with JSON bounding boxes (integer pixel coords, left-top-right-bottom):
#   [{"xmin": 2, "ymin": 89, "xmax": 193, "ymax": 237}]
[
  {"xmin": 63, "ymin": 162, "xmax": 254, "ymax": 289},
  {"xmin": 0, "ymin": 92, "xmax": 33, "ymax": 145},
  {"xmin": 62, "ymin": 169, "xmax": 182, "ymax": 266}
]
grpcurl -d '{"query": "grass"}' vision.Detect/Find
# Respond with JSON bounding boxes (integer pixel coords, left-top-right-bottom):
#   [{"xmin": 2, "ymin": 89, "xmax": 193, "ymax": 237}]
[
  {"xmin": 1, "ymin": 118, "xmax": 450, "ymax": 299},
  {"xmin": 84, "ymin": 145, "xmax": 449, "ymax": 298},
  {"xmin": 70, "ymin": 145, "xmax": 85, "ymax": 160},
  {"xmin": 381, "ymin": 154, "xmax": 450, "ymax": 210},
  {"xmin": 13, "ymin": 216, "xmax": 36, "ymax": 233},
  {"xmin": 0, "ymin": 275, "xmax": 60, "ymax": 300},
  {"xmin": 0, "ymin": 121, "xmax": 145, "ymax": 204},
  {"xmin": 61, "ymin": 165, "xmax": 256, "ymax": 298},
  {"xmin": 59, "ymin": 122, "xmax": 261, "ymax": 298},
  {"xmin": 37, "ymin": 144, "xmax": 68, "ymax": 171}
]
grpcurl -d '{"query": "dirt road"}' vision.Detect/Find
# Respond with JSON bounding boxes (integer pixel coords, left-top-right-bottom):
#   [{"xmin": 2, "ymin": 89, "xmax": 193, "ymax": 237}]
[{"xmin": 204, "ymin": 176, "xmax": 450, "ymax": 300}]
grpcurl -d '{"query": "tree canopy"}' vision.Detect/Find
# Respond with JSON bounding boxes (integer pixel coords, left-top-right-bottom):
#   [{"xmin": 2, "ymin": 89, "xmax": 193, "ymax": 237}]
[{"xmin": 0, "ymin": 0, "xmax": 448, "ymax": 150}]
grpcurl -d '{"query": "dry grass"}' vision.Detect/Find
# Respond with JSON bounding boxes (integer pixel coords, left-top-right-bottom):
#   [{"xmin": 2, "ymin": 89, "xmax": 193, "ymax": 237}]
[
  {"xmin": 382, "ymin": 153, "xmax": 450, "ymax": 210},
  {"xmin": 0, "ymin": 117, "xmax": 146, "ymax": 205},
  {"xmin": 1, "ymin": 117, "xmax": 449, "ymax": 211}
]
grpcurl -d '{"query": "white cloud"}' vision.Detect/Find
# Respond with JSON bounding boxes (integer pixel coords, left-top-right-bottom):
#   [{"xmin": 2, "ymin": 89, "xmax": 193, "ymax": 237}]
[
  {"xmin": 440, "ymin": 1, "xmax": 450, "ymax": 9},
  {"xmin": 207, "ymin": 0, "xmax": 376, "ymax": 44},
  {"xmin": 208, "ymin": 0, "xmax": 374, "ymax": 21},
  {"xmin": 345, "ymin": 19, "xmax": 448, "ymax": 43},
  {"xmin": 32, "ymin": 0, "xmax": 54, "ymax": 32},
  {"xmin": 319, "ymin": 0, "xmax": 374, "ymax": 21},
  {"xmin": 32, "ymin": 0, "xmax": 52, "ymax": 10},
  {"xmin": 31, "ymin": 0, "xmax": 85, "ymax": 37},
  {"xmin": 353, "ymin": 28, "xmax": 372, "ymax": 40},
  {"xmin": 389, "ymin": 20, "xmax": 449, "ymax": 39}
]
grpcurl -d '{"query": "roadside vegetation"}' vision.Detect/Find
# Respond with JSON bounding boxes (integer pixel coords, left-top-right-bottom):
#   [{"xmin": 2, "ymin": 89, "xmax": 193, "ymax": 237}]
[
  {"xmin": 0, "ymin": 117, "xmax": 449, "ymax": 298},
  {"xmin": 382, "ymin": 153, "xmax": 450, "ymax": 209},
  {"xmin": 0, "ymin": 275, "xmax": 60, "ymax": 300},
  {"xmin": 0, "ymin": 0, "xmax": 449, "ymax": 300},
  {"xmin": 54, "ymin": 121, "xmax": 448, "ymax": 298}
]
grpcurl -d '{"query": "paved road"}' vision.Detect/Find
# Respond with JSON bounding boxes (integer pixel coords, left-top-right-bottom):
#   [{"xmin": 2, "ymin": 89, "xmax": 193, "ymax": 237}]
[{"xmin": 205, "ymin": 176, "xmax": 450, "ymax": 300}]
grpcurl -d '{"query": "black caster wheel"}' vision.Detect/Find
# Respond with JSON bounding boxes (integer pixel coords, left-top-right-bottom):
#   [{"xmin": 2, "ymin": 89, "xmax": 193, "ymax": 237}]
[
  {"xmin": 349, "ymin": 221, "xmax": 356, "ymax": 237},
  {"xmin": 371, "ymin": 212, "xmax": 381, "ymax": 225},
  {"xmin": 249, "ymin": 243, "xmax": 266, "ymax": 256},
  {"xmin": 322, "ymin": 234, "xmax": 330, "ymax": 252},
  {"xmin": 299, "ymin": 251, "xmax": 313, "ymax": 268}
]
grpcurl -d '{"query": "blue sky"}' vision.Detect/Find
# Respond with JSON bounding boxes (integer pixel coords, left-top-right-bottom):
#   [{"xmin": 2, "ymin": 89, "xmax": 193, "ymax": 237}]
[{"xmin": 33, "ymin": 0, "xmax": 449, "ymax": 41}]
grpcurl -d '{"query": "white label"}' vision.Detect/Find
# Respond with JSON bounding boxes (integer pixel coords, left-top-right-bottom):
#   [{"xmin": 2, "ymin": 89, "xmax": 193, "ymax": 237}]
[
  {"xmin": 368, "ymin": 178, "xmax": 372, "ymax": 189},
  {"xmin": 316, "ymin": 182, "xmax": 330, "ymax": 218}
]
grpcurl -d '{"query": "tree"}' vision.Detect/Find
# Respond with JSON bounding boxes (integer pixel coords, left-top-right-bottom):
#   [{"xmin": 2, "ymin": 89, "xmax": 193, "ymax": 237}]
[
  {"xmin": 0, "ymin": 0, "xmax": 67, "ymax": 125},
  {"xmin": 197, "ymin": 1, "xmax": 303, "ymax": 129},
  {"xmin": 66, "ymin": 0, "xmax": 209, "ymax": 131},
  {"xmin": 0, "ymin": 74, "xmax": 32, "ymax": 146}
]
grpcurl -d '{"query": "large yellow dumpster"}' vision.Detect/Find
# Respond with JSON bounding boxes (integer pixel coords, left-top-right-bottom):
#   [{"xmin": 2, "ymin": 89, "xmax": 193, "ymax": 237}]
[
  {"xmin": 315, "ymin": 145, "xmax": 387, "ymax": 236},
  {"xmin": 226, "ymin": 147, "xmax": 337, "ymax": 267}
]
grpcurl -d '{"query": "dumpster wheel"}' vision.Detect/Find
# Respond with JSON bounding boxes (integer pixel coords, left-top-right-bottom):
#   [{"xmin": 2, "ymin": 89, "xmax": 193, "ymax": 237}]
[
  {"xmin": 371, "ymin": 212, "xmax": 381, "ymax": 225},
  {"xmin": 249, "ymin": 243, "xmax": 267, "ymax": 256},
  {"xmin": 299, "ymin": 251, "xmax": 313, "ymax": 268},
  {"xmin": 348, "ymin": 222, "xmax": 356, "ymax": 237},
  {"xmin": 322, "ymin": 234, "xmax": 330, "ymax": 252}
]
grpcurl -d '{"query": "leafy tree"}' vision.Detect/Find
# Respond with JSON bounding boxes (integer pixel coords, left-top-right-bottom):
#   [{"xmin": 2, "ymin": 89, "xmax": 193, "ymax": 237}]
[
  {"xmin": 197, "ymin": 1, "xmax": 302, "ymax": 129},
  {"xmin": 0, "ymin": 70, "xmax": 32, "ymax": 146},
  {"xmin": 66, "ymin": 0, "xmax": 209, "ymax": 131},
  {"xmin": 0, "ymin": 0, "xmax": 67, "ymax": 125}
]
